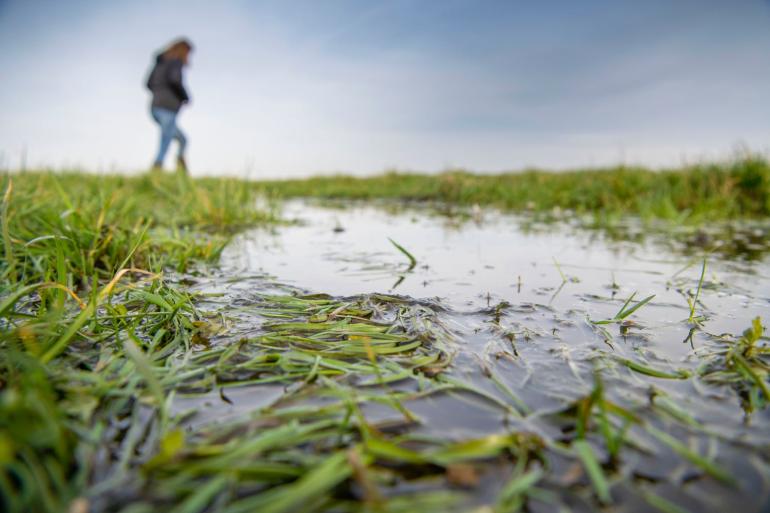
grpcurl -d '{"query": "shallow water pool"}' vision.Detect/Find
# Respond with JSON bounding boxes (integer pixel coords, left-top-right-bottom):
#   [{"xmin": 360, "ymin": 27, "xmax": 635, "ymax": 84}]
[{"xmin": 175, "ymin": 200, "xmax": 770, "ymax": 512}]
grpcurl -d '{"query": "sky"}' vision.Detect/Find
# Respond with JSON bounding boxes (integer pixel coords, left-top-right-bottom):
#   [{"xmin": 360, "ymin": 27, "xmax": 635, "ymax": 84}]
[{"xmin": 1, "ymin": 0, "xmax": 769, "ymax": 178}]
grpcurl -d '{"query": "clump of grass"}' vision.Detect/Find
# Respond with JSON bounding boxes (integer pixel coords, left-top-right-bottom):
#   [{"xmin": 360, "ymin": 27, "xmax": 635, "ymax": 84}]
[
  {"xmin": 592, "ymin": 291, "xmax": 655, "ymax": 325},
  {"xmin": 700, "ymin": 317, "xmax": 768, "ymax": 415},
  {"xmin": 0, "ymin": 352, "xmax": 79, "ymax": 512},
  {"xmin": 552, "ymin": 369, "xmax": 736, "ymax": 507},
  {"xmin": 0, "ymin": 275, "xmax": 204, "ymax": 513},
  {"xmin": 0, "ymin": 170, "xmax": 275, "ymax": 513},
  {"xmin": 1, "ymin": 171, "xmax": 276, "ymax": 285}
]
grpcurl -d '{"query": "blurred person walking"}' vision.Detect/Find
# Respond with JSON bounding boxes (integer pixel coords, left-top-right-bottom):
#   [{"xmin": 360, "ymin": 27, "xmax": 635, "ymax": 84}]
[{"xmin": 146, "ymin": 38, "xmax": 193, "ymax": 173}]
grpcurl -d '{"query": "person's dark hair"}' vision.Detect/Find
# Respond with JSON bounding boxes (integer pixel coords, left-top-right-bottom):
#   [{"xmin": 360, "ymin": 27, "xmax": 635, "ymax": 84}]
[{"xmin": 162, "ymin": 38, "xmax": 193, "ymax": 65}]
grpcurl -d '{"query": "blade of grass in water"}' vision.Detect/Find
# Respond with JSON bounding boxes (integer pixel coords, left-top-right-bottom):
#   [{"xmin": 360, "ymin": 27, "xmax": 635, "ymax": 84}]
[
  {"xmin": 167, "ymin": 473, "xmax": 230, "ymax": 513},
  {"xmin": 224, "ymin": 450, "xmax": 354, "ymax": 513},
  {"xmin": 593, "ymin": 292, "xmax": 655, "ymax": 325},
  {"xmin": 573, "ymin": 440, "xmax": 611, "ymax": 504},
  {"xmin": 645, "ymin": 426, "xmax": 734, "ymax": 485},
  {"xmin": 388, "ymin": 237, "xmax": 417, "ymax": 271},
  {"xmin": 553, "ymin": 257, "xmax": 568, "ymax": 283},
  {"xmin": 688, "ymin": 258, "xmax": 707, "ymax": 323},
  {"xmin": 496, "ymin": 468, "xmax": 544, "ymax": 507},
  {"xmin": 643, "ymin": 490, "xmax": 693, "ymax": 513},
  {"xmin": 616, "ymin": 357, "xmax": 692, "ymax": 380},
  {"xmin": 123, "ymin": 334, "xmax": 166, "ymax": 411},
  {"xmin": 429, "ymin": 434, "xmax": 517, "ymax": 465}
]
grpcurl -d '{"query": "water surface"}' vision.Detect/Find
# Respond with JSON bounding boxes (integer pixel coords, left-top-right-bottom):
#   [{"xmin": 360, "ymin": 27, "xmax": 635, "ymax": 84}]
[{"xmin": 180, "ymin": 200, "xmax": 770, "ymax": 512}]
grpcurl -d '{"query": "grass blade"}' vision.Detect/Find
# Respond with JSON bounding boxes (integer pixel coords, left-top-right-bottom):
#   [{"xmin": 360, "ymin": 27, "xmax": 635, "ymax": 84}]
[
  {"xmin": 573, "ymin": 440, "xmax": 611, "ymax": 504},
  {"xmin": 646, "ymin": 426, "xmax": 734, "ymax": 485},
  {"xmin": 388, "ymin": 237, "xmax": 417, "ymax": 271}
]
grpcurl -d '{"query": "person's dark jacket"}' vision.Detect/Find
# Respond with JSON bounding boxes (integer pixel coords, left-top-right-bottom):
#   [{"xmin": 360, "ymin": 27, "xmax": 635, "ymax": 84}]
[{"xmin": 146, "ymin": 55, "xmax": 189, "ymax": 112}]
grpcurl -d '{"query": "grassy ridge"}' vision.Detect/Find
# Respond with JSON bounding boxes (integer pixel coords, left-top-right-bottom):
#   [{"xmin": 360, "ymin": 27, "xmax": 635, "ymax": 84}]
[
  {"xmin": 0, "ymin": 171, "xmax": 274, "ymax": 512},
  {"xmin": 260, "ymin": 156, "xmax": 770, "ymax": 222},
  {"xmin": 1, "ymin": 171, "xmax": 275, "ymax": 285}
]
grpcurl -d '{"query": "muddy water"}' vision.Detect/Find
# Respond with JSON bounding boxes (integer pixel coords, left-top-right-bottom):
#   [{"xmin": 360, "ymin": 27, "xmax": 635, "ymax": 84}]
[{"xmin": 188, "ymin": 200, "xmax": 770, "ymax": 512}]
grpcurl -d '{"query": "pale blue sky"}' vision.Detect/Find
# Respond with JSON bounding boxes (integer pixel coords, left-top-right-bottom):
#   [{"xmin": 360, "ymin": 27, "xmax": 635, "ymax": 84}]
[{"xmin": 1, "ymin": 0, "xmax": 769, "ymax": 177}]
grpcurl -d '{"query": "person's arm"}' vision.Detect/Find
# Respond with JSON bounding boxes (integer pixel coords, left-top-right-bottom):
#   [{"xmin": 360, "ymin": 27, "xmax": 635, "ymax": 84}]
[
  {"xmin": 167, "ymin": 60, "xmax": 190, "ymax": 103},
  {"xmin": 145, "ymin": 61, "xmax": 158, "ymax": 90}
]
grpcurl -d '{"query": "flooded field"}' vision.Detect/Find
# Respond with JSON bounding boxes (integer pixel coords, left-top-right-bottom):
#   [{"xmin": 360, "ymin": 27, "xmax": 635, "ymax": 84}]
[
  {"xmin": 4, "ymin": 169, "xmax": 770, "ymax": 513},
  {"xmin": 143, "ymin": 200, "xmax": 770, "ymax": 512}
]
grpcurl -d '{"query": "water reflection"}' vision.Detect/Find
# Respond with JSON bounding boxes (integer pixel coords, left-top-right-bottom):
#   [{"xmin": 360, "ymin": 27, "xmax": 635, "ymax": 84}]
[{"xmin": 174, "ymin": 200, "xmax": 770, "ymax": 512}]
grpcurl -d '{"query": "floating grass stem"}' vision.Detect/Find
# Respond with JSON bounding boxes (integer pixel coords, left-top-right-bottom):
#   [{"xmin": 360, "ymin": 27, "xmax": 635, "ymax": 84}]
[
  {"xmin": 616, "ymin": 357, "xmax": 692, "ymax": 380},
  {"xmin": 388, "ymin": 237, "xmax": 417, "ymax": 271}
]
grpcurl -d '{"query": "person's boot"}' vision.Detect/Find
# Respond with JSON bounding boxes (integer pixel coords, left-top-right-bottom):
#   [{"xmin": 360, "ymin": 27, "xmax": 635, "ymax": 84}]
[
  {"xmin": 177, "ymin": 156, "xmax": 188, "ymax": 174},
  {"xmin": 151, "ymin": 161, "xmax": 163, "ymax": 173}
]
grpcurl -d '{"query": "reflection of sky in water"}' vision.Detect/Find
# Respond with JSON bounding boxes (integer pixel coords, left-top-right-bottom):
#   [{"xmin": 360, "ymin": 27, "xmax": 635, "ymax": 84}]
[
  {"xmin": 217, "ymin": 200, "xmax": 770, "ymax": 379},
  {"xmin": 222, "ymin": 201, "xmax": 769, "ymax": 329},
  {"xmin": 186, "ymin": 201, "xmax": 770, "ymax": 511}
]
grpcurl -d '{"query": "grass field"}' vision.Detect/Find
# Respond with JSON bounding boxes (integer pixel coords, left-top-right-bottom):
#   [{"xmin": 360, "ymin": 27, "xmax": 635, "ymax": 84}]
[
  {"xmin": 260, "ymin": 156, "xmax": 770, "ymax": 223},
  {"xmin": 1, "ymin": 164, "xmax": 768, "ymax": 512}
]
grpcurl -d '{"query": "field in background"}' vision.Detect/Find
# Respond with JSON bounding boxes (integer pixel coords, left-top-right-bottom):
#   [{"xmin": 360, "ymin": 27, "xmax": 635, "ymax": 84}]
[{"xmin": 261, "ymin": 156, "xmax": 770, "ymax": 223}]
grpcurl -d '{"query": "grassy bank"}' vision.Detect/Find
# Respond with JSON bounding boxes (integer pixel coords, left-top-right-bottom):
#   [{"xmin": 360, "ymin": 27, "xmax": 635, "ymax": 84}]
[
  {"xmin": 260, "ymin": 156, "xmax": 770, "ymax": 223},
  {"xmin": 2, "ymin": 171, "xmax": 275, "ymax": 285},
  {"xmin": 0, "ymin": 171, "xmax": 275, "ymax": 512}
]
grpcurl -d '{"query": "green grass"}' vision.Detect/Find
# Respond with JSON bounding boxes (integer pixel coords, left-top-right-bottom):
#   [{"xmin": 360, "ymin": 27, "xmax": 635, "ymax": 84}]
[
  {"xmin": 701, "ymin": 317, "xmax": 769, "ymax": 416},
  {"xmin": 0, "ymin": 170, "xmax": 275, "ymax": 512},
  {"xmin": 1, "ymin": 171, "xmax": 276, "ymax": 286},
  {"xmin": 1, "ymin": 167, "xmax": 768, "ymax": 512},
  {"xmin": 259, "ymin": 156, "xmax": 770, "ymax": 223}
]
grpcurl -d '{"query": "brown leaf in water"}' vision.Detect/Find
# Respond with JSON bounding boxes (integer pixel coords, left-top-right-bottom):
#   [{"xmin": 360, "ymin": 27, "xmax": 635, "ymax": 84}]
[{"xmin": 446, "ymin": 463, "xmax": 480, "ymax": 488}]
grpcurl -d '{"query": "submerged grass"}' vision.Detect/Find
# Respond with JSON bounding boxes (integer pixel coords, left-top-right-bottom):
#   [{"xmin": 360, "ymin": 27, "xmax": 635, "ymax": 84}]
[
  {"xmin": 700, "ymin": 317, "xmax": 769, "ymax": 416},
  {"xmin": 5, "ymin": 275, "xmax": 759, "ymax": 511}
]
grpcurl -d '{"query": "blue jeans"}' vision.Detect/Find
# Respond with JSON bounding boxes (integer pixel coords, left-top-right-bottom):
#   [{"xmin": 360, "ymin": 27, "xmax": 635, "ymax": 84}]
[{"xmin": 151, "ymin": 107, "xmax": 187, "ymax": 166}]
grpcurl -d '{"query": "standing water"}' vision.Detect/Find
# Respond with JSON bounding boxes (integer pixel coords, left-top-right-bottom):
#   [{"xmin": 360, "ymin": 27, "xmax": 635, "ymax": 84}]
[{"xmin": 171, "ymin": 200, "xmax": 770, "ymax": 512}]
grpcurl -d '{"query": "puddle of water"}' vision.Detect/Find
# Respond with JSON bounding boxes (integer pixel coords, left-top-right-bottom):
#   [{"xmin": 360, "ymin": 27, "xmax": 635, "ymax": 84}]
[
  {"xmin": 172, "ymin": 200, "xmax": 770, "ymax": 512},
  {"xmin": 222, "ymin": 200, "xmax": 768, "ymax": 330},
  {"xmin": 172, "ymin": 385, "xmax": 286, "ymax": 431}
]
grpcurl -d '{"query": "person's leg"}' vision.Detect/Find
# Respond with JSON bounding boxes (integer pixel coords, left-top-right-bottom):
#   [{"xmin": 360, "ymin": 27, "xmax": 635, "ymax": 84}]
[
  {"xmin": 173, "ymin": 125, "xmax": 188, "ymax": 172},
  {"xmin": 151, "ymin": 108, "xmax": 177, "ymax": 169}
]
